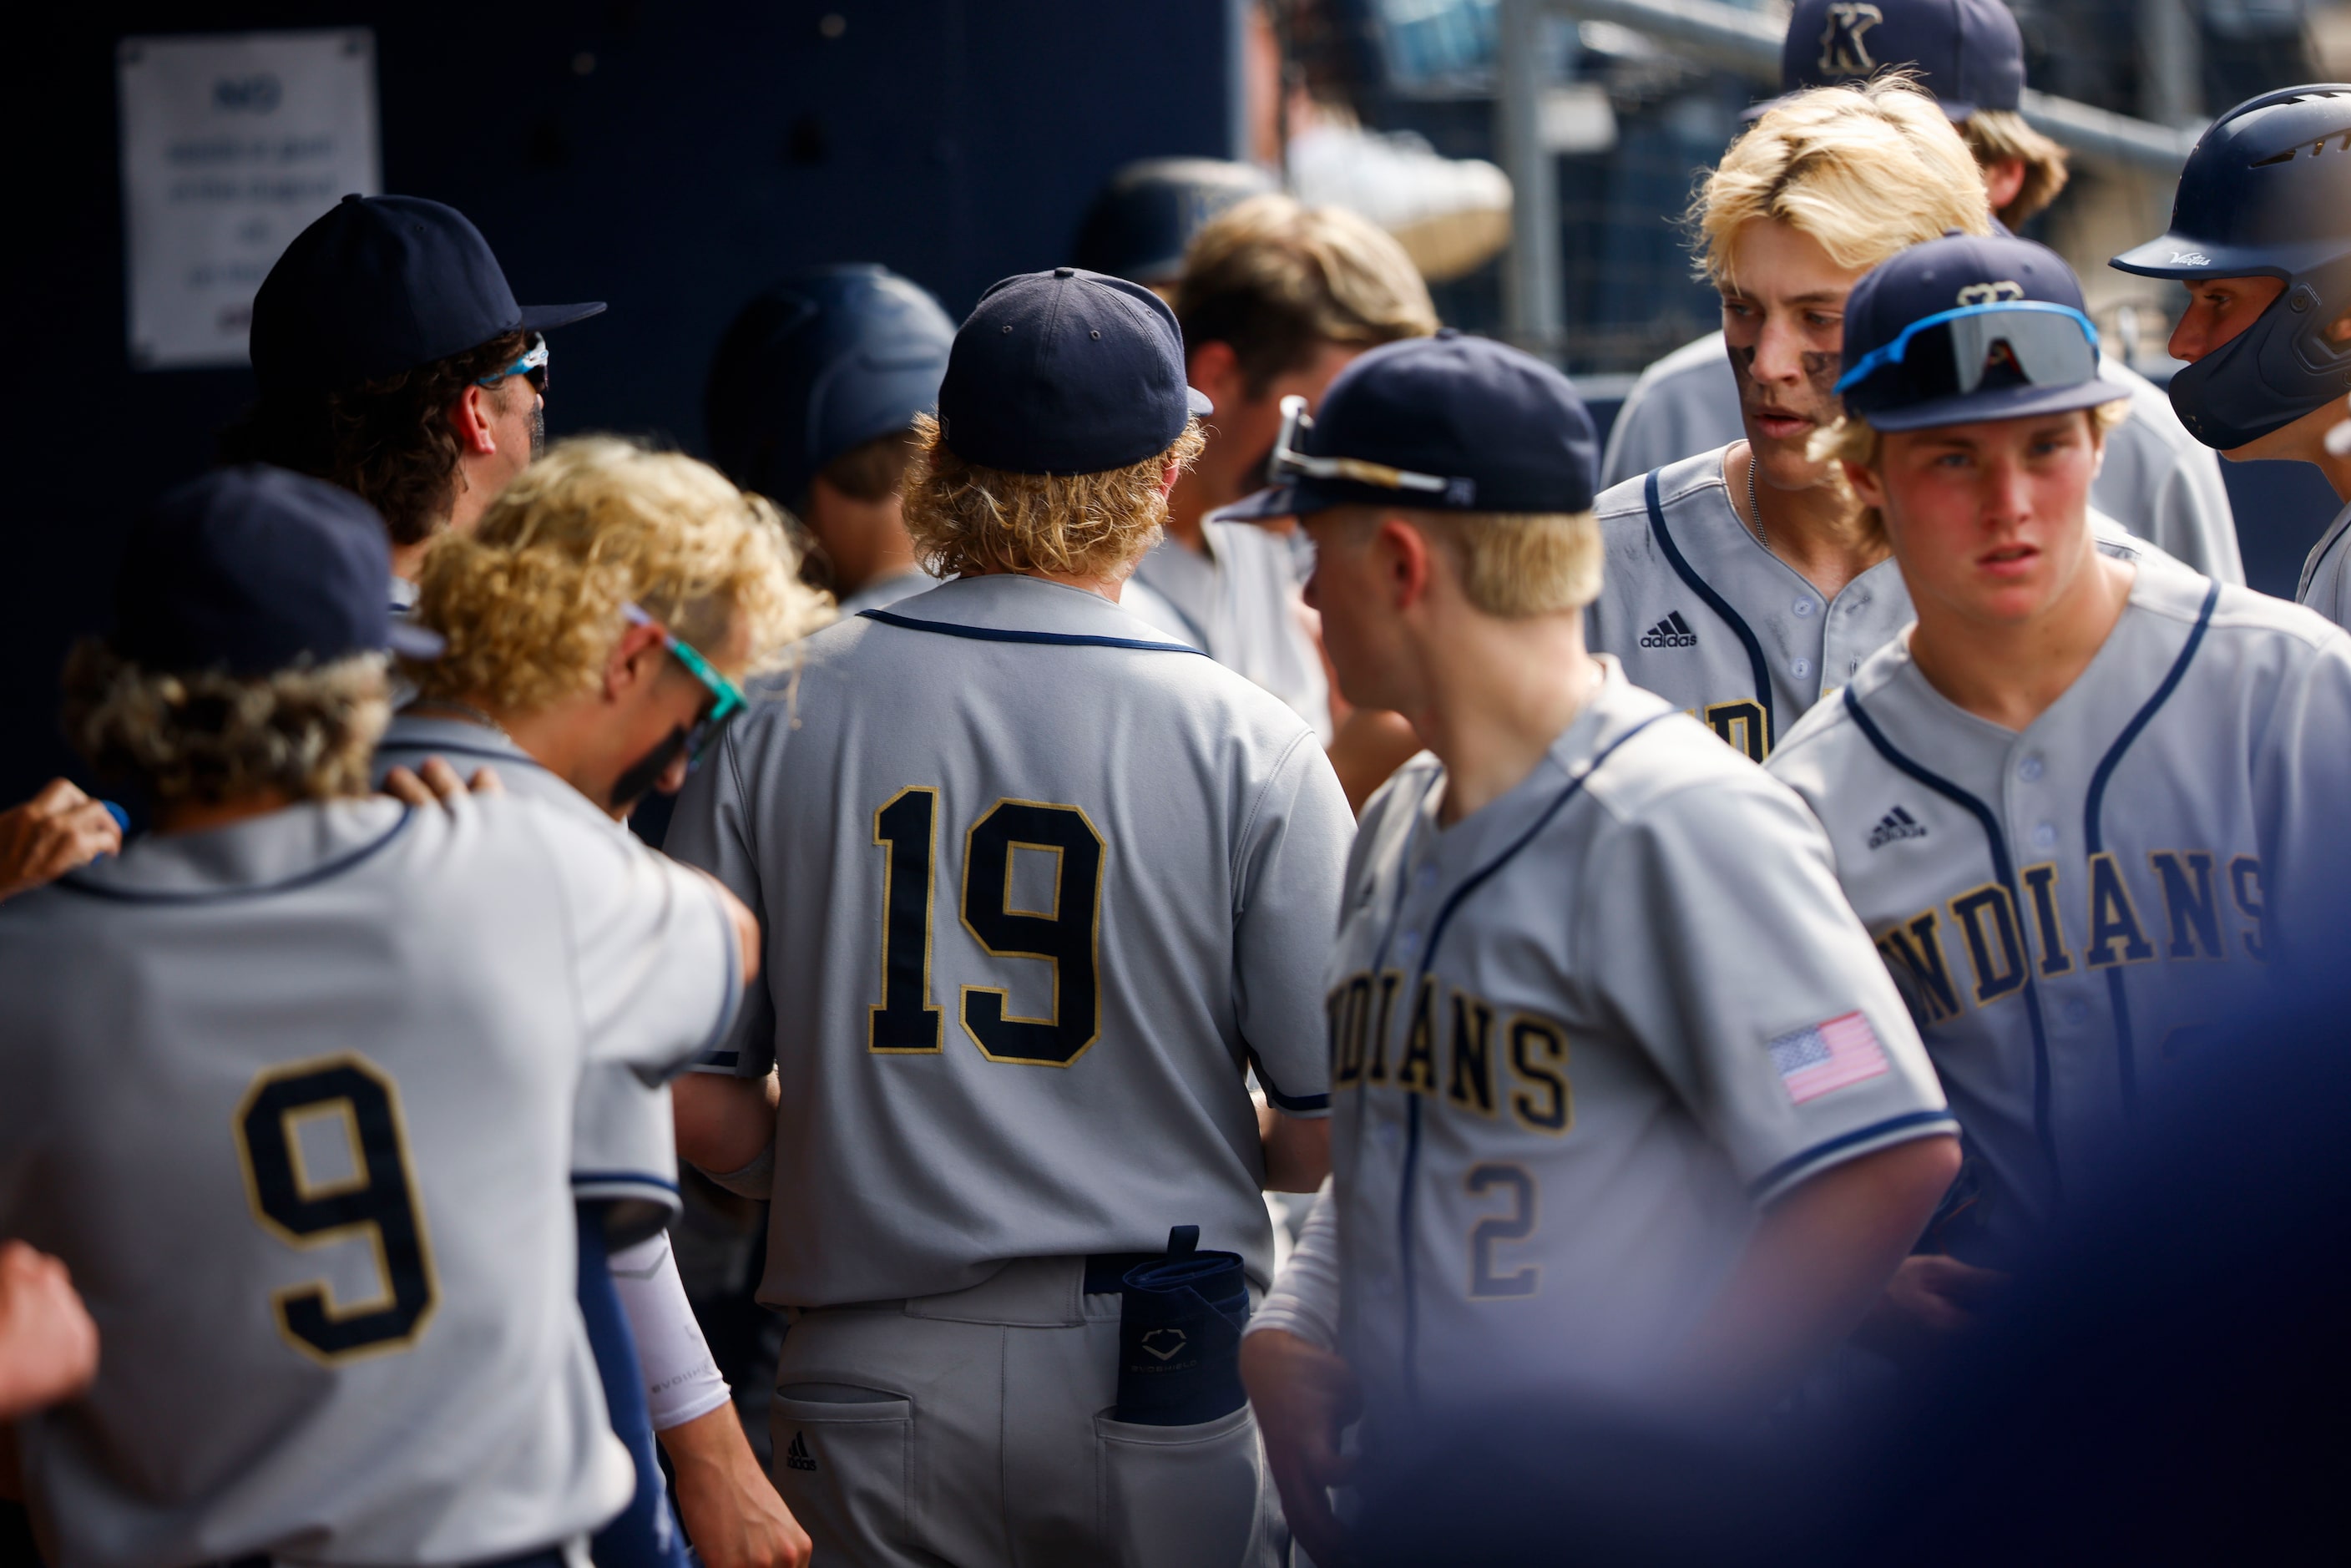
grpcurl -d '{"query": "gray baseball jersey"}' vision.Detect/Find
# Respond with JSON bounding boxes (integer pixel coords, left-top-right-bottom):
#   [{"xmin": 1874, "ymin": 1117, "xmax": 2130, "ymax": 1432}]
[
  {"xmin": 2297, "ymin": 498, "xmax": 2351, "ymax": 629},
  {"xmin": 665, "ymin": 573, "xmax": 1353, "ymax": 1306},
  {"xmin": 1325, "ymin": 660, "xmax": 1952, "ymax": 1424},
  {"xmin": 1596, "ymin": 331, "xmax": 2244, "ymax": 582},
  {"xmin": 374, "ymin": 714, "xmax": 682, "ymax": 1248},
  {"xmin": 1589, "ymin": 448, "xmax": 2169, "ymax": 760},
  {"xmin": 0, "ymin": 792, "xmax": 739, "ymax": 1568},
  {"xmin": 1767, "ymin": 564, "xmax": 2351, "ymax": 1267},
  {"xmin": 1128, "ymin": 519, "xmax": 1334, "ymax": 742}
]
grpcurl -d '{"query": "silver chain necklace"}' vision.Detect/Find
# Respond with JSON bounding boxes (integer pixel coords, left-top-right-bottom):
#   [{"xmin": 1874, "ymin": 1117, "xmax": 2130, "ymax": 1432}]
[{"xmin": 1745, "ymin": 451, "xmax": 1770, "ymax": 549}]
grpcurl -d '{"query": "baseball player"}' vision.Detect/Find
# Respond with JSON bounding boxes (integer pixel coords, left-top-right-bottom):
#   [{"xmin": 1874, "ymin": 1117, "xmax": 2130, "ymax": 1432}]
[
  {"xmin": 1227, "ymin": 333, "xmax": 1959, "ymax": 1566},
  {"xmin": 1069, "ymin": 156, "xmax": 1280, "ymax": 299},
  {"xmin": 2111, "ymin": 85, "xmax": 2351, "ymax": 625},
  {"xmin": 0, "ymin": 466, "xmax": 755, "ymax": 1568},
  {"xmin": 1126, "ymin": 194, "xmax": 1438, "ymax": 753},
  {"xmin": 1597, "ymin": 0, "xmax": 2242, "ymax": 584},
  {"xmin": 664, "ymin": 266, "xmax": 1353, "ymax": 1568},
  {"xmin": 230, "ymin": 193, "xmax": 604, "ymax": 604},
  {"xmin": 377, "ymin": 437, "xmax": 827, "ymax": 1568},
  {"xmin": 1589, "ymin": 79, "xmax": 2164, "ymax": 761},
  {"xmin": 1767, "ymin": 234, "xmax": 2351, "ymax": 1344}
]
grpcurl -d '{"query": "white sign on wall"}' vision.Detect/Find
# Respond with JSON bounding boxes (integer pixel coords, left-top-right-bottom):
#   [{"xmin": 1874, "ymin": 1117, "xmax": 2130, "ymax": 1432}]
[{"xmin": 117, "ymin": 29, "xmax": 382, "ymax": 370}]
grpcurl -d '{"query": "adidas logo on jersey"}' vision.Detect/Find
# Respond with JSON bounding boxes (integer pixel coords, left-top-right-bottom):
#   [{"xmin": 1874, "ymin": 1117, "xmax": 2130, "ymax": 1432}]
[
  {"xmin": 1639, "ymin": 611, "xmax": 1698, "ymax": 649},
  {"xmin": 786, "ymin": 1432, "xmax": 817, "ymax": 1472},
  {"xmin": 1867, "ymin": 806, "xmax": 1928, "ymax": 850}
]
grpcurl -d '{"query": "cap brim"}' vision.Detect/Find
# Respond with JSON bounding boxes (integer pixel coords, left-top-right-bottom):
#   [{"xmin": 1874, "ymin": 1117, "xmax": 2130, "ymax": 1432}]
[
  {"xmin": 1861, "ymin": 374, "xmax": 2131, "ymax": 432},
  {"xmin": 1209, "ymin": 481, "xmax": 1327, "ymax": 524},
  {"xmin": 387, "ymin": 622, "xmax": 447, "ymax": 660},
  {"xmin": 2108, "ymin": 232, "xmax": 2332, "ymax": 281},
  {"xmin": 519, "ymin": 301, "xmax": 608, "ymax": 332},
  {"xmin": 1187, "ymin": 386, "xmax": 1214, "ymax": 417}
]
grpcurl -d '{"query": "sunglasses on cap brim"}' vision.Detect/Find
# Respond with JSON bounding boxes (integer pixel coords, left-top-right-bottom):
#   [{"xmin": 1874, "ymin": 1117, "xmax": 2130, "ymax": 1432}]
[
  {"xmin": 1836, "ymin": 301, "xmax": 2101, "ymax": 403},
  {"xmin": 619, "ymin": 603, "xmax": 748, "ymax": 767},
  {"xmin": 476, "ymin": 333, "xmax": 549, "ymax": 393},
  {"xmin": 1271, "ymin": 395, "xmax": 1475, "ymax": 503}
]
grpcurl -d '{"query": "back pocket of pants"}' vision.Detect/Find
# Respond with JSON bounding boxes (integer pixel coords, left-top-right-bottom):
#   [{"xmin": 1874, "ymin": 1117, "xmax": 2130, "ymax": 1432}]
[
  {"xmin": 1095, "ymin": 1403, "xmax": 1277, "ymax": 1568},
  {"xmin": 771, "ymin": 1385, "xmax": 914, "ymax": 1553}
]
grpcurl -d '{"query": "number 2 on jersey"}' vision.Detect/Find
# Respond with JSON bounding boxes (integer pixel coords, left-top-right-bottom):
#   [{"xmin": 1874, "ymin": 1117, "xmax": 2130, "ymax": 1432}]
[
  {"xmin": 869, "ymin": 788, "xmax": 1105, "ymax": 1066},
  {"xmin": 234, "ymin": 1055, "xmax": 438, "ymax": 1363}
]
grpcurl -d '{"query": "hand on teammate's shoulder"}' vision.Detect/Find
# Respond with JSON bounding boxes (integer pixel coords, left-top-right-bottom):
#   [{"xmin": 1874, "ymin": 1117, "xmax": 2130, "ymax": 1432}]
[
  {"xmin": 0, "ymin": 778, "xmax": 123, "ymax": 903},
  {"xmin": 380, "ymin": 756, "xmax": 505, "ymax": 812}
]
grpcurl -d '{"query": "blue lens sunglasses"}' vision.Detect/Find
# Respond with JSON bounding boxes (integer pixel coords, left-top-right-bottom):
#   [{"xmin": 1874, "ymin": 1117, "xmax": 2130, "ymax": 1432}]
[{"xmin": 1836, "ymin": 301, "xmax": 2101, "ymax": 398}]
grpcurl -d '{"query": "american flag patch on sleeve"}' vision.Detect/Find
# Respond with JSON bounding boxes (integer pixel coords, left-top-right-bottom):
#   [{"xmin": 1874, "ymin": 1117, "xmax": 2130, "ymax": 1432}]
[{"xmin": 1767, "ymin": 1012, "xmax": 1889, "ymax": 1105}]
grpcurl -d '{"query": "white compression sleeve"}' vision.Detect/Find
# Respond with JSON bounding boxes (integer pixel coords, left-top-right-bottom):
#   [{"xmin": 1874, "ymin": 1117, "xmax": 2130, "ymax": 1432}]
[
  {"xmin": 1246, "ymin": 1177, "xmax": 1341, "ymax": 1352},
  {"xmin": 609, "ymin": 1231, "xmax": 733, "ymax": 1430}
]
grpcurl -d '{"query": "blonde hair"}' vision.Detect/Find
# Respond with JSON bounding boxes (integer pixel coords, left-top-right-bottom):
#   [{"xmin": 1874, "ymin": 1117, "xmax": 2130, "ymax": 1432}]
[
  {"xmin": 1692, "ymin": 78, "xmax": 1994, "ymax": 289},
  {"xmin": 1811, "ymin": 399, "xmax": 2131, "ymax": 532},
  {"xmin": 1176, "ymin": 195, "xmax": 1438, "ymax": 393},
  {"xmin": 63, "ymin": 645, "xmax": 388, "ymax": 805},
  {"xmin": 411, "ymin": 436, "xmax": 829, "ymax": 714},
  {"xmin": 1960, "ymin": 109, "xmax": 2071, "ymax": 228},
  {"xmin": 1333, "ymin": 507, "xmax": 1602, "ymax": 619},
  {"xmin": 902, "ymin": 414, "xmax": 1207, "ymax": 580}
]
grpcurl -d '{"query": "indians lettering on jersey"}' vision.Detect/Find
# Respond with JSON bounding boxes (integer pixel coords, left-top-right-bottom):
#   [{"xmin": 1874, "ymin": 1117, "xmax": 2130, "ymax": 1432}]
[
  {"xmin": 1870, "ymin": 850, "xmax": 2265, "ymax": 1029},
  {"xmin": 1326, "ymin": 971, "xmax": 1570, "ymax": 1136}
]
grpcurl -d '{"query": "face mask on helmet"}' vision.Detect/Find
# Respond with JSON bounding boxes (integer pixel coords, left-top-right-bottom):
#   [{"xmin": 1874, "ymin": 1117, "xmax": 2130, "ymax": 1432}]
[{"xmin": 2164, "ymin": 258, "xmax": 2351, "ymax": 451}]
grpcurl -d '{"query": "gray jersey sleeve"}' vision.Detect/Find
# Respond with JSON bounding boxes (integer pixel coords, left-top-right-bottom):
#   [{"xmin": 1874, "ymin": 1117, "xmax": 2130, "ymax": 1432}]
[
  {"xmin": 2097, "ymin": 359, "xmax": 2242, "ymax": 584},
  {"xmin": 1580, "ymin": 773, "xmax": 1953, "ymax": 1201},
  {"xmin": 529, "ymin": 803, "xmax": 742, "ymax": 1080},
  {"xmin": 1231, "ymin": 731, "xmax": 1354, "ymax": 1115},
  {"xmin": 1597, "ymin": 333, "xmax": 1744, "ymax": 492},
  {"xmin": 2298, "ymin": 502, "xmax": 2351, "ymax": 630},
  {"xmin": 661, "ymin": 732, "xmax": 775, "ymax": 1079}
]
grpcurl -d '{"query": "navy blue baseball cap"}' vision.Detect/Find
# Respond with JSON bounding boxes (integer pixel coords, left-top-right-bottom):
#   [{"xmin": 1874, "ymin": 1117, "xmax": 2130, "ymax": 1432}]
[
  {"xmin": 1836, "ymin": 232, "xmax": 2122, "ymax": 431},
  {"xmin": 1754, "ymin": 0, "xmax": 2025, "ymax": 120},
  {"xmin": 1070, "ymin": 158, "xmax": 1278, "ymax": 286},
  {"xmin": 705, "ymin": 265, "xmax": 957, "ymax": 506},
  {"xmin": 115, "ymin": 467, "xmax": 444, "ymax": 677},
  {"xmin": 936, "ymin": 267, "xmax": 1212, "ymax": 475},
  {"xmin": 250, "ymin": 194, "xmax": 604, "ymax": 397},
  {"xmin": 1216, "ymin": 332, "xmax": 1598, "ymax": 523}
]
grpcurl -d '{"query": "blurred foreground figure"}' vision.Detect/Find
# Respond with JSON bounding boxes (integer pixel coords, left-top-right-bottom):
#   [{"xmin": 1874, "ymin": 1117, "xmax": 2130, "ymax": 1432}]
[
  {"xmin": 225, "ymin": 194, "xmax": 604, "ymax": 599},
  {"xmin": 1232, "ymin": 334, "xmax": 1957, "ymax": 1568},
  {"xmin": 0, "ymin": 467, "xmax": 752, "ymax": 1568},
  {"xmin": 1070, "ymin": 157, "xmax": 1278, "ymax": 294}
]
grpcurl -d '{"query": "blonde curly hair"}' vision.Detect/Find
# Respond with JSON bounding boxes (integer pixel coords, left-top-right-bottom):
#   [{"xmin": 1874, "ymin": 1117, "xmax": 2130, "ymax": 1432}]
[
  {"xmin": 902, "ymin": 413, "xmax": 1206, "ymax": 580},
  {"xmin": 409, "ymin": 436, "xmax": 831, "ymax": 713},
  {"xmin": 1691, "ymin": 76, "xmax": 1993, "ymax": 290},
  {"xmin": 63, "ymin": 645, "xmax": 389, "ymax": 804}
]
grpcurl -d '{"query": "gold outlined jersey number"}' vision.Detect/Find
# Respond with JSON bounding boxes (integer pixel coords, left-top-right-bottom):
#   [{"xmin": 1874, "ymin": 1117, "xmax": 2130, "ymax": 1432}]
[
  {"xmin": 233, "ymin": 1055, "xmax": 437, "ymax": 1363},
  {"xmin": 869, "ymin": 792, "xmax": 1106, "ymax": 1066}
]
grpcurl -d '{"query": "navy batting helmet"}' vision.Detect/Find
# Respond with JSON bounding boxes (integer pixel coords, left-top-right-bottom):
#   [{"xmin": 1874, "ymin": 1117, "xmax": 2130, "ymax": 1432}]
[
  {"xmin": 1069, "ymin": 158, "xmax": 1277, "ymax": 286},
  {"xmin": 705, "ymin": 265, "xmax": 955, "ymax": 508},
  {"xmin": 2112, "ymin": 85, "xmax": 2351, "ymax": 450}
]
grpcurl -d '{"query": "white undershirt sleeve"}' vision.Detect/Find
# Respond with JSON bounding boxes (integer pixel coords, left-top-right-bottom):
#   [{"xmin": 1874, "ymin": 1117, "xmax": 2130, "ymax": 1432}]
[
  {"xmin": 609, "ymin": 1231, "xmax": 733, "ymax": 1431},
  {"xmin": 1246, "ymin": 1177, "xmax": 1341, "ymax": 1352}
]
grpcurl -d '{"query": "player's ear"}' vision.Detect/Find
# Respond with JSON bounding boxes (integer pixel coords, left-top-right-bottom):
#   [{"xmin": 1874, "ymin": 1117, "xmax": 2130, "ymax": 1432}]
[
  {"xmin": 446, "ymin": 385, "xmax": 499, "ymax": 458},
  {"xmin": 1376, "ymin": 513, "xmax": 1436, "ymax": 609},
  {"xmin": 604, "ymin": 622, "xmax": 667, "ymax": 702},
  {"xmin": 1841, "ymin": 458, "xmax": 1888, "ymax": 514},
  {"xmin": 1185, "ymin": 340, "xmax": 1245, "ymax": 406}
]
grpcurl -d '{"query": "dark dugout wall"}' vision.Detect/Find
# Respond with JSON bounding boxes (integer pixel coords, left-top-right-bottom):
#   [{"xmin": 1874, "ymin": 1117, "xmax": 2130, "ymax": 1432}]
[{"xmin": 8, "ymin": 2, "xmax": 1234, "ymax": 806}]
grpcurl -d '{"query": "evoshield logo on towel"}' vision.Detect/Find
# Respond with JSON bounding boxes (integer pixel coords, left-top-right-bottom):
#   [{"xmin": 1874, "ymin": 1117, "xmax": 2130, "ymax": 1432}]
[{"xmin": 1140, "ymin": 1327, "xmax": 1190, "ymax": 1362}]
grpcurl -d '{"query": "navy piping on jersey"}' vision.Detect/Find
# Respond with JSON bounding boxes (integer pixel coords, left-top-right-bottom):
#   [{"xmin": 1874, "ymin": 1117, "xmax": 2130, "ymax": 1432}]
[
  {"xmin": 573, "ymin": 1170, "xmax": 685, "ymax": 1196},
  {"xmin": 1645, "ymin": 468, "xmax": 1776, "ymax": 754},
  {"xmin": 1249, "ymin": 1048, "xmax": 1331, "ymax": 1114},
  {"xmin": 2301, "ymin": 512, "xmax": 2351, "ymax": 602},
  {"xmin": 1842, "ymin": 690, "xmax": 2062, "ymax": 1205},
  {"xmin": 55, "ymin": 807, "xmax": 417, "ymax": 903},
  {"xmin": 1379, "ymin": 711, "xmax": 1672, "ymax": 1408},
  {"xmin": 2082, "ymin": 579, "xmax": 2219, "ymax": 1113},
  {"xmin": 1748, "ymin": 1109, "xmax": 1959, "ymax": 1200},
  {"xmin": 857, "ymin": 606, "xmax": 1208, "ymax": 655}
]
